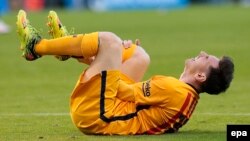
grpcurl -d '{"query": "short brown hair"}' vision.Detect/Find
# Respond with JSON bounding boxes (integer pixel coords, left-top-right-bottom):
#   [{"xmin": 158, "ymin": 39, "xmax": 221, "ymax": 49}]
[{"xmin": 201, "ymin": 56, "xmax": 234, "ymax": 94}]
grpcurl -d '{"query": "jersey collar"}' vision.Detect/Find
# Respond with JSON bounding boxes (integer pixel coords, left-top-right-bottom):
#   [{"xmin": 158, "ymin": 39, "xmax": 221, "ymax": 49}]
[{"xmin": 186, "ymin": 83, "xmax": 200, "ymax": 94}]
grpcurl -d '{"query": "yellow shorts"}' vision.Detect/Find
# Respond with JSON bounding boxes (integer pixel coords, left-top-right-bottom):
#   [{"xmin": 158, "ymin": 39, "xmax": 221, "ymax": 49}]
[{"xmin": 70, "ymin": 70, "xmax": 135, "ymax": 134}]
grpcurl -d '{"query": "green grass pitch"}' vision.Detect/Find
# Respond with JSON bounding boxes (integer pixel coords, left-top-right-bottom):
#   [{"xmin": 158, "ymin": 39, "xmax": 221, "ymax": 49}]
[{"xmin": 0, "ymin": 5, "xmax": 250, "ymax": 141}]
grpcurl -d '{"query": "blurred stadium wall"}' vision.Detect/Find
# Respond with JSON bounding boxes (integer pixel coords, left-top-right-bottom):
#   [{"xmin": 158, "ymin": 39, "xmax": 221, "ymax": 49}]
[
  {"xmin": 3, "ymin": 0, "xmax": 250, "ymax": 12},
  {"xmin": 87, "ymin": 0, "xmax": 189, "ymax": 11}
]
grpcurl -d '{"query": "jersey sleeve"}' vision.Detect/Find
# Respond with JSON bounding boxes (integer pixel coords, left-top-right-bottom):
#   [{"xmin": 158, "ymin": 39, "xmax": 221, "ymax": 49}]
[{"xmin": 133, "ymin": 76, "xmax": 173, "ymax": 106}]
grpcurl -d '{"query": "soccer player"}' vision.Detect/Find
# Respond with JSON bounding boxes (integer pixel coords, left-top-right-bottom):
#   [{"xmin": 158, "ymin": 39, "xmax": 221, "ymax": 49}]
[{"xmin": 16, "ymin": 10, "xmax": 234, "ymax": 135}]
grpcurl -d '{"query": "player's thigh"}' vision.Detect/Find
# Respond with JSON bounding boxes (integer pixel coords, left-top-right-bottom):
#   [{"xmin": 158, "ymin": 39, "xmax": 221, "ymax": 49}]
[
  {"xmin": 71, "ymin": 70, "xmax": 121, "ymax": 132},
  {"xmin": 121, "ymin": 46, "xmax": 150, "ymax": 82},
  {"xmin": 84, "ymin": 32, "xmax": 123, "ymax": 81}
]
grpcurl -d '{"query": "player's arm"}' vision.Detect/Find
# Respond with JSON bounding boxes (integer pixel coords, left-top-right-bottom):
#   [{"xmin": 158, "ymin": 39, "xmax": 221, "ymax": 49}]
[{"xmin": 117, "ymin": 77, "xmax": 170, "ymax": 107}]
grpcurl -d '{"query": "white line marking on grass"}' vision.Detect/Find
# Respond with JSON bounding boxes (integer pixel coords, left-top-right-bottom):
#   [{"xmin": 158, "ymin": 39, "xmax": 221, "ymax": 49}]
[
  {"xmin": 195, "ymin": 113, "xmax": 250, "ymax": 116},
  {"xmin": 0, "ymin": 112, "xmax": 250, "ymax": 117}
]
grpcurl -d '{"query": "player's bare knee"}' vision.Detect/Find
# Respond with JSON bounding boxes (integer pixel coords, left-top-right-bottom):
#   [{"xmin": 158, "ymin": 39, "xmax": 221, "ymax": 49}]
[
  {"xmin": 99, "ymin": 32, "xmax": 122, "ymax": 52},
  {"xmin": 134, "ymin": 46, "xmax": 150, "ymax": 66}
]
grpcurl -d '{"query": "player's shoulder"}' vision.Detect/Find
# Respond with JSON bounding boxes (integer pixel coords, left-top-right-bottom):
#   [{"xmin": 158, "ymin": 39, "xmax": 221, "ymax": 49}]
[
  {"xmin": 149, "ymin": 75, "xmax": 182, "ymax": 89},
  {"xmin": 151, "ymin": 75, "xmax": 179, "ymax": 82}
]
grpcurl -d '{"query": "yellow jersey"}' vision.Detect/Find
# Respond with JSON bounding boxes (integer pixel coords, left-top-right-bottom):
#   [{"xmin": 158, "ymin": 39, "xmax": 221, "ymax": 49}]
[{"xmin": 70, "ymin": 70, "xmax": 199, "ymax": 135}]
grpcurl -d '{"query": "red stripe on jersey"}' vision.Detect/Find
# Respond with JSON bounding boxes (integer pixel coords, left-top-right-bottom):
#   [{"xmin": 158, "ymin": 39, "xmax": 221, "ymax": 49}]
[
  {"xmin": 169, "ymin": 93, "xmax": 192, "ymax": 123},
  {"xmin": 146, "ymin": 127, "xmax": 163, "ymax": 134},
  {"xmin": 147, "ymin": 128, "xmax": 159, "ymax": 134},
  {"xmin": 186, "ymin": 95, "xmax": 198, "ymax": 118},
  {"xmin": 145, "ymin": 122, "xmax": 171, "ymax": 134},
  {"xmin": 145, "ymin": 93, "xmax": 192, "ymax": 134}
]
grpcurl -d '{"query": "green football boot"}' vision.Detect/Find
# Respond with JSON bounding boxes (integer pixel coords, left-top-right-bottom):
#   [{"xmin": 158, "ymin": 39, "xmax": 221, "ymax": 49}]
[
  {"xmin": 47, "ymin": 10, "xmax": 70, "ymax": 61},
  {"xmin": 16, "ymin": 10, "xmax": 41, "ymax": 61}
]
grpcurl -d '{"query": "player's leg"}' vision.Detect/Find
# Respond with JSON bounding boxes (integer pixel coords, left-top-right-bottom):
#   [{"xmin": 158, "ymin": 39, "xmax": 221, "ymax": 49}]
[
  {"xmin": 47, "ymin": 10, "xmax": 70, "ymax": 61},
  {"xmin": 71, "ymin": 32, "xmax": 124, "ymax": 131},
  {"xmin": 82, "ymin": 32, "xmax": 123, "ymax": 81},
  {"xmin": 16, "ymin": 10, "xmax": 136, "ymax": 62},
  {"xmin": 16, "ymin": 9, "xmax": 139, "ymax": 76},
  {"xmin": 47, "ymin": 10, "xmax": 149, "ymax": 81},
  {"xmin": 16, "ymin": 10, "xmax": 42, "ymax": 61},
  {"xmin": 17, "ymin": 10, "xmax": 95, "ymax": 60},
  {"xmin": 121, "ymin": 46, "xmax": 150, "ymax": 82},
  {"xmin": 47, "ymin": 10, "xmax": 149, "ymax": 78},
  {"xmin": 121, "ymin": 39, "xmax": 150, "ymax": 82}
]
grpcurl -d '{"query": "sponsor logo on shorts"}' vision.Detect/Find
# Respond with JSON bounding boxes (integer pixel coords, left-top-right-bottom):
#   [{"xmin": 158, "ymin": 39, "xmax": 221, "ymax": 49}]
[{"xmin": 142, "ymin": 80, "xmax": 151, "ymax": 97}]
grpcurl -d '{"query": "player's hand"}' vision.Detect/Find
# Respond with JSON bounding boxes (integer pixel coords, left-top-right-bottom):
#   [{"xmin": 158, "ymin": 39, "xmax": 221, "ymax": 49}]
[
  {"xmin": 122, "ymin": 39, "xmax": 141, "ymax": 49},
  {"xmin": 122, "ymin": 40, "xmax": 133, "ymax": 49}
]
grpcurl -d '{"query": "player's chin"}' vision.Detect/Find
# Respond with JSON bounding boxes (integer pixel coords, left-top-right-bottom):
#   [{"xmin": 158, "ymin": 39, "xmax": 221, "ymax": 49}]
[
  {"xmin": 185, "ymin": 58, "xmax": 196, "ymax": 69},
  {"xmin": 185, "ymin": 58, "xmax": 193, "ymax": 66}
]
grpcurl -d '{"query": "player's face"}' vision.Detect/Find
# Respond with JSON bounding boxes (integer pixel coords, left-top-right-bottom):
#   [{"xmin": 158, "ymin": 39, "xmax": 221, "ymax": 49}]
[{"xmin": 185, "ymin": 51, "xmax": 219, "ymax": 75}]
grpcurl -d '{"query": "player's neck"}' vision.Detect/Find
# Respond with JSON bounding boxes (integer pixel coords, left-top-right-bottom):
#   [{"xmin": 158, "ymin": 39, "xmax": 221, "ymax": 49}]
[{"xmin": 179, "ymin": 73, "xmax": 201, "ymax": 94}]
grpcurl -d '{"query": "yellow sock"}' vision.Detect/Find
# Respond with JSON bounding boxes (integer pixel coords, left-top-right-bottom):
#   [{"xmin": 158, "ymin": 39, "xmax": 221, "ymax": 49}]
[
  {"xmin": 80, "ymin": 32, "xmax": 99, "ymax": 57},
  {"xmin": 35, "ymin": 31, "xmax": 136, "ymax": 61},
  {"xmin": 35, "ymin": 34, "xmax": 84, "ymax": 56},
  {"xmin": 122, "ymin": 44, "xmax": 137, "ymax": 62}
]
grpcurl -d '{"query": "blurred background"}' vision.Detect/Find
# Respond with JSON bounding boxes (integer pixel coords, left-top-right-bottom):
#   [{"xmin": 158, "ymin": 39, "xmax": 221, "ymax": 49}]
[{"xmin": 1, "ymin": 0, "xmax": 250, "ymax": 34}]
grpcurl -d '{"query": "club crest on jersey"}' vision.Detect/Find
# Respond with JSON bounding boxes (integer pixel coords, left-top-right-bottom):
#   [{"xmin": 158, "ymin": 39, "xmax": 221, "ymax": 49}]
[{"xmin": 142, "ymin": 80, "xmax": 151, "ymax": 97}]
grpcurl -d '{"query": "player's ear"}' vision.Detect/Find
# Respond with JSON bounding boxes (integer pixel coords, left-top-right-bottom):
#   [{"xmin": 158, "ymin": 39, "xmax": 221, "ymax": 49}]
[{"xmin": 194, "ymin": 72, "xmax": 206, "ymax": 83}]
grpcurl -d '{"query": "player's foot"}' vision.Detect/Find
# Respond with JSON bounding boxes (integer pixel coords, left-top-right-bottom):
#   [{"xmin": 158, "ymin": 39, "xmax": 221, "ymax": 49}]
[
  {"xmin": 16, "ymin": 10, "xmax": 41, "ymax": 61},
  {"xmin": 47, "ymin": 10, "xmax": 70, "ymax": 61}
]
